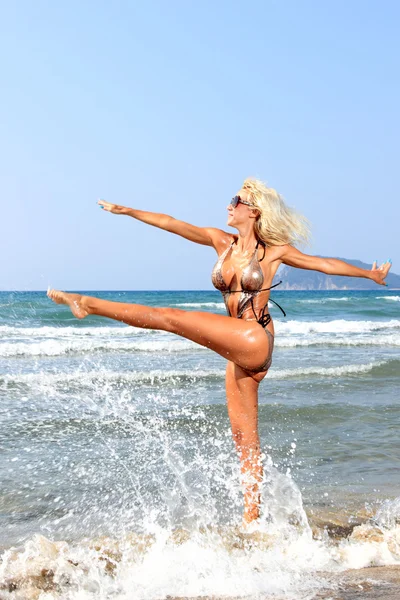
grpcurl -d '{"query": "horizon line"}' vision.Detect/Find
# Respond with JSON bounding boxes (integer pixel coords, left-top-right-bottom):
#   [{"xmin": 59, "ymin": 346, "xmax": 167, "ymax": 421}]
[{"xmin": 0, "ymin": 288, "xmax": 399, "ymax": 293}]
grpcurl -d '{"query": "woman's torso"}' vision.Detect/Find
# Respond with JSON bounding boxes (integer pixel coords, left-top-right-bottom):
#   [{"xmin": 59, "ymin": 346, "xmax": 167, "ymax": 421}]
[{"xmin": 211, "ymin": 237, "xmax": 281, "ymax": 329}]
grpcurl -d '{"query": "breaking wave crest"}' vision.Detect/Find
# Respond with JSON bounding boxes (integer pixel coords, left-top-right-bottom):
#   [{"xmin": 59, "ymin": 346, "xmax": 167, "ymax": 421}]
[
  {"xmin": 297, "ymin": 297, "xmax": 351, "ymax": 303},
  {"xmin": 1, "ymin": 498, "xmax": 400, "ymax": 600},
  {"xmin": 276, "ymin": 319, "xmax": 400, "ymax": 334},
  {"xmin": 376, "ymin": 296, "xmax": 400, "ymax": 302},
  {"xmin": 2, "ymin": 335, "xmax": 400, "ymax": 358},
  {"xmin": 1, "ymin": 360, "xmax": 396, "ymax": 392},
  {"xmin": 0, "ymin": 339, "xmax": 197, "ymax": 357},
  {"xmin": 1, "ymin": 320, "xmax": 400, "ymax": 357},
  {"xmin": 173, "ymin": 302, "xmax": 226, "ymax": 308}
]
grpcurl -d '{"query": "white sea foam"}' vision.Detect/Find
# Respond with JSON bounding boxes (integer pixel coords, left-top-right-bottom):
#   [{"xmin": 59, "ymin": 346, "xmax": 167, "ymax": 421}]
[
  {"xmin": 0, "ymin": 368, "xmax": 225, "ymax": 388},
  {"xmin": 1, "ymin": 320, "xmax": 400, "ymax": 357},
  {"xmin": 270, "ymin": 361, "xmax": 387, "ymax": 379},
  {"xmin": 0, "ymin": 325, "xmax": 150, "ymax": 338},
  {"xmin": 173, "ymin": 302, "xmax": 226, "ymax": 309},
  {"xmin": 1, "ymin": 514, "xmax": 399, "ymax": 599},
  {"xmin": 275, "ymin": 334, "xmax": 400, "ymax": 347},
  {"xmin": 375, "ymin": 496, "xmax": 400, "ymax": 529},
  {"xmin": 0, "ymin": 338, "xmax": 198, "ymax": 357},
  {"xmin": 297, "ymin": 297, "xmax": 351, "ymax": 303},
  {"xmin": 0, "ymin": 532, "xmax": 326, "ymax": 600},
  {"xmin": 2, "ymin": 333, "xmax": 400, "ymax": 357},
  {"xmin": 1, "ymin": 360, "xmax": 390, "ymax": 391},
  {"xmin": 275, "ymin": 318, "xmax": 400, "ymax": 335},
  {"xmin": 376, "ymin": 295, "xmax": 400, "ymax": 301},
  {"xmin": 2, "ymin": 319, "xmax": 399, "ymax": 340}
]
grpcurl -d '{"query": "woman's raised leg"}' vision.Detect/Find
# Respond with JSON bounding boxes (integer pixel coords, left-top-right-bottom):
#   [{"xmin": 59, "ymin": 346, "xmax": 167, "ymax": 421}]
[
  {"xmin": 225, "ymin": 360, "xmax": 265, "ymax": 524},
  {"xmin": 47, "ymin": 291, "xmax": 272, "ymax": 373}
]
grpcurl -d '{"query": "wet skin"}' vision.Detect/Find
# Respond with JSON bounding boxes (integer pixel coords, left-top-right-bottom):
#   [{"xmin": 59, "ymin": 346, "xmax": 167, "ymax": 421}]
[{"xmin": 48, "ymin": 189, "xmax": 391, "ymax": 524}]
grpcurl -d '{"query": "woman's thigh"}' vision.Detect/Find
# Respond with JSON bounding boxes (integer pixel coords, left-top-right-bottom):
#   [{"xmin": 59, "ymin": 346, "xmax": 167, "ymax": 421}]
[
  {"xmin": 164, "ymin": 309, "xmax": 271, "ymax": 372},
  {"xmin": 84, "ymin": 296, "xmax": 272, "ymax": 373}
]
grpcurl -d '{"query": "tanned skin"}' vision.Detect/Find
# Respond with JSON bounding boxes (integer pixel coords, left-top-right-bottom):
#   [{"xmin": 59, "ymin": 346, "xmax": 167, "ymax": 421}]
[{"xmin": 48, "ymin": 189, "xmax": 391, "ymax": 524}]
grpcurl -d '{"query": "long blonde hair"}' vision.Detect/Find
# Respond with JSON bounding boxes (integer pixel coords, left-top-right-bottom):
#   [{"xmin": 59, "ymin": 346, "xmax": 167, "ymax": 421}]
[{"xmin": 243, "ymin": 178, "xmax": 310, "ymax": 247}]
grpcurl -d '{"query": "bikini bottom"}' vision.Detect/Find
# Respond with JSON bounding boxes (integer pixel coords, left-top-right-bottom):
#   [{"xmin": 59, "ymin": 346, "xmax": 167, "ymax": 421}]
[{"xmin": 247, "ymin": 326, "xmax": 274, "ymax": 374}]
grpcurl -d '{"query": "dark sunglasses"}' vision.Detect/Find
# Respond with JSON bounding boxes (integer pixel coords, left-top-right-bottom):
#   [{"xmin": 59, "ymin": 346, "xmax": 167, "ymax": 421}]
[{"xmin": 230, "ymin": 195, "xmax": 254, "ymax": 208}]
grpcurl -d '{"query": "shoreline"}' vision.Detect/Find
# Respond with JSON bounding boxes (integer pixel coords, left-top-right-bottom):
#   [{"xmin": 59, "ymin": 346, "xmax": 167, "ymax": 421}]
[{"xmin": 317, "ymin": 566, "xmax": 400, "ymax": 599}]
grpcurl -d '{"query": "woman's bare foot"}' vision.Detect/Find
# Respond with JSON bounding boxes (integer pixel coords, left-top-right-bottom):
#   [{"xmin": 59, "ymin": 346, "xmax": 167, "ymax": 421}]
[
  {"xmin": 241, "ymin": 517, "xmax": 261, "ymax": 532},
  {"xmin": 47, "ymin": 289, "xmax": 89, "ymax": 319},
  {"xmin": 242, "ymin": 506, "xmax": 261, "ymax": 527}
]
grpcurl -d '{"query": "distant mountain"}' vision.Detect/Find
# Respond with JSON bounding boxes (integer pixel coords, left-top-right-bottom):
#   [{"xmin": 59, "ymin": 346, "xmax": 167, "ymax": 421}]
[{"xmin": 278, "ymin": 258, "xmax": 400, "ymax": 290}]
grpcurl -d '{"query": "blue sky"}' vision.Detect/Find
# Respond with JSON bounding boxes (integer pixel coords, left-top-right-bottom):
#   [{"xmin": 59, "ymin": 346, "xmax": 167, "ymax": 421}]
[{"xmin": 1, "ymin": 0, "xmax": 399, "ymax": 290}]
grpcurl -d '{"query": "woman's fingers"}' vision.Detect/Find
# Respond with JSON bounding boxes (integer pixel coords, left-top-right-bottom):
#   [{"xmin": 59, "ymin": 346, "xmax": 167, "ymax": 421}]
[
  {"xmin": 384, "ymin": 261, "xmax": 392, "ymax": 275},
  {"xmin": 371, "ymin": 260, "xmax": 392, "ymax": 285},
  {"xmin": 380, "ymin": 260, "xmax": 392, "ymax": 285},
  {"xmin": 98, "ymin": 199, "xmax": 115, "ymax": 212}
]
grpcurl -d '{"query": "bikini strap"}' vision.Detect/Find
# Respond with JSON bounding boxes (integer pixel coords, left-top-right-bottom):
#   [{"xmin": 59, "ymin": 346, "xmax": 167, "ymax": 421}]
[
  {"xmin": 228, "ymin": 280, "xmax": 283, "ymax": 294},
  {"xmin": 256, "ymin": 239, "xmax": 266, "ymax": 262},
  {"xmin": 258, "ymin": 280, "xmax": 286, "ymax": 316},
  {"xmin": 267, "ymin": 297, "xmax": 286, "ymax": 317},
  {"xmin": 259, "ymin": 280, "xmax": 282, "ymax": 292},
  {"xmin": 251, "ymin": 280, "xmax": 287, "ymax": 318},
  {"xmin": 257, "ymin": 302, "xmax": 272, "ymax": 327}
]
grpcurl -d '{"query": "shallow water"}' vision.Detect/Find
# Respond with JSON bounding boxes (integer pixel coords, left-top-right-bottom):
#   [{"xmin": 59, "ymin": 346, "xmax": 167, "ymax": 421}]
[{"xmin": 0, "ymin": 290, "xmax": 399, "ymax": 598}]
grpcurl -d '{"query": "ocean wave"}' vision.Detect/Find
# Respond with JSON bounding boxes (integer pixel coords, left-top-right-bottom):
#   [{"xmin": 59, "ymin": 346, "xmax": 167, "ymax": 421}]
[
  {"xmin": 275, "ymin": 319, "xmax": 400, "ymax": 335},
  {"xmin": 376, "ymin": 296, "xmax": 400, "ymax": 302},
  {"xmin": 275, "ymin": 334, "xmax": 400, "ymax": 348},
  {"xmin": 0, "ymin": 325, "xmax": 152, "ymax": 338},
  {"xmin": 1, "ymin": 333, "xmax": 400, "ymax": 358},
  {"xmin": 0, "ymin": 339, "xmax": 199, "ymax": 358},
  {"xmin": 297, "ymin": 297, "xmax": 351, "ymax": 303},
  {"xmin": 270, "ymin": 361, "xmax": 388, "ymax": 379},
  {"xmin": 1, "ymin": 360, "xmax": 394, "ymax": 390},
  {"xmin": 1, "ymin": 320, "xmax": 400, "ymax": 357},
  {"xmin": 0, "ymin": 368, "xmax": 225, "ymax": 388},
  {"xmin": 2, "ymin": 319, "xmax": 399, "ymax": 341},
  {"xmin": 1, "ymin": 513, "xmax": 400, "ymax": 600},
  {"xmin": 173, "ymin": 302, "xmax": 226, "ymax": 308}
]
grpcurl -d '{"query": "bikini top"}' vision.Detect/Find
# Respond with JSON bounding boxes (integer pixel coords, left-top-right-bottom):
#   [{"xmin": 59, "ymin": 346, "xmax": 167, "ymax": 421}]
[{"xmin": 211, "ymin": 239, "xmax": 286, "ymax": 321}]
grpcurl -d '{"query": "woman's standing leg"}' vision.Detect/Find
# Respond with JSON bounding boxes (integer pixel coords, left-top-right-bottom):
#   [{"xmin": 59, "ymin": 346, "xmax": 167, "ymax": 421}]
[
  {"xmin": 225, "ymin": 361, "xmax": 264, "ymax": 523},
  {"xmin": 48, "ymin": 290, "xmax": 272, "ymax": 522}
]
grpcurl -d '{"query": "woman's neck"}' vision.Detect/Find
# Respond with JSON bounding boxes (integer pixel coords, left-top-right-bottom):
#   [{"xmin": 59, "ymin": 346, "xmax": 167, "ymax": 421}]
[{"xmin": 234, "ymin": 225, "xmax": 258, "ymax": 254}]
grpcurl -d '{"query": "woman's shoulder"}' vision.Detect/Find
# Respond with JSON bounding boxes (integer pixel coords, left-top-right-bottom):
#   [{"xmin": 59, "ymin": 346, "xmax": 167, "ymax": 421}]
[
  {"xmin": 214, "ymin": 232, "xmax": 236, "ymax": 252},
  {"xmin": 264, "ymin": 243, "xmax": 292, "ymax": 258}
]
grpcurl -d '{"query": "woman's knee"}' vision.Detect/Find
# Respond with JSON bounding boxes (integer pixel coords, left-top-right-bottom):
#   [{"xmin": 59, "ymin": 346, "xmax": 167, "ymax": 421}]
[{"xmin": 231, "ymin": 425, "xmax": 259, "ymax": 449}]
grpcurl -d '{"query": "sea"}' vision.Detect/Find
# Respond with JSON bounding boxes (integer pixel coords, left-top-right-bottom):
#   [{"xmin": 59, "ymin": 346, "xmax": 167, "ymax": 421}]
[{"xmin": 0, "ymin": 289, "xmax": 399, "ymax": 599}]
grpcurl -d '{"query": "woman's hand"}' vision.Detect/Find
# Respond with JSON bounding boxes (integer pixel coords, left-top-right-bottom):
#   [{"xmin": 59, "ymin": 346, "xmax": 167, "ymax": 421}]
[
  {"xmin": 369, "ymin": 260, "xmax": 392, "ymax": 286},
  {"xmin": 97, "ymin": 200, "xmax": 127, "ymax": 214}
]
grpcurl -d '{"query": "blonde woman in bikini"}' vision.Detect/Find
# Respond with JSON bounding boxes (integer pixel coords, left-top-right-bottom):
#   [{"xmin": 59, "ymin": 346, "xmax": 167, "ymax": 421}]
[{"xmin": 48, "ymin": 178, "xmax": 391, "ymax": 524}]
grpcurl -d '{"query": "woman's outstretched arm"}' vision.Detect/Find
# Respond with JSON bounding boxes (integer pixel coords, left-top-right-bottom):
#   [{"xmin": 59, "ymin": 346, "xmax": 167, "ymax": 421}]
[
  {"xmin": 97, "ymin": 200, "xmax": 230, "ymax": 249},
  {"xmin": 279, "ymin": 245, "xmax": 392, "ymax": 286}
]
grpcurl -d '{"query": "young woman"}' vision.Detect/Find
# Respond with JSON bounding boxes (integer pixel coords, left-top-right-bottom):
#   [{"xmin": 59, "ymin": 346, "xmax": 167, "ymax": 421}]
[{"xmin": 47, "ymin": 178, "xmax": 391, "ymax": 524}]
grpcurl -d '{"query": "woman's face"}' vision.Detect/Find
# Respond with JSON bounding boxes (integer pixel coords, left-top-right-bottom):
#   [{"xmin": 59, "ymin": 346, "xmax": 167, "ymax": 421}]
[{"xmin": 227, "ymin": 188, "xmax": 255, "ymax": 228}]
